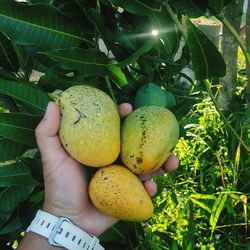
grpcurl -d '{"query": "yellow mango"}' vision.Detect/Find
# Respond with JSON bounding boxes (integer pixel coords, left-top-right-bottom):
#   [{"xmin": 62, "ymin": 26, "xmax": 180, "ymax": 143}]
[
  {"xmin": 89, "ymin": 164, "xmax": 153, "ymax": 221},
  {"xmin": 121, "ymin": 106, "xmax": 179, "ymax": 174},
  {"xmin": 58, "ymin": 86, "xmax": 120, "ymax": 167}
]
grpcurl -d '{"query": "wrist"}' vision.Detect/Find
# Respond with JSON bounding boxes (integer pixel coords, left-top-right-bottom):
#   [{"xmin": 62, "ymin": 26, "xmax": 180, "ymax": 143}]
[
  {"xmin": 26, "ymin": 210, "xmax": 104, "ymax": 250},
  {"xmin": 42, "ymin": 204, "xmax": 87, "ymax": 233},
  {"xmin": 42, "ymin": 203, "xmax": 103, "ymax": 237}
]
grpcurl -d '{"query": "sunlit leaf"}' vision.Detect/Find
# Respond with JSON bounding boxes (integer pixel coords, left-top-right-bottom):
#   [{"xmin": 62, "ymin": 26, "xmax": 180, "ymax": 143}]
[
  {"xmin": 210, "ymin": 193, "xmax": 228, "ymax": 234},
  {"xmin": 190, "ymin": 198, "xmax": 212, "ymax": 213},
  {"xmin": 190, "ymin": 193, "xmax": 217, "ymax": 200}
]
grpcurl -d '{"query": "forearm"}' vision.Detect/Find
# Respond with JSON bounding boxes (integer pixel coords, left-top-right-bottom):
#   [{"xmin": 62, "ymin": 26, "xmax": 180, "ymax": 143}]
[{"xmin": 18, "ymin": 232, "xmax": 61, "ymax": 250}]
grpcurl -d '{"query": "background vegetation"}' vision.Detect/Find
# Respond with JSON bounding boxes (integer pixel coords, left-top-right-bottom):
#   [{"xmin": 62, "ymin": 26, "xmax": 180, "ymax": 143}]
[{"xmin": 0, "ymin": 0, "xmax": 249, "ymax": 249}]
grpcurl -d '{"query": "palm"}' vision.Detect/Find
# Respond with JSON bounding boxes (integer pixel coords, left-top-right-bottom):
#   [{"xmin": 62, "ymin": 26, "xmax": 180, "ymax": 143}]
[{"xmin": 42, "ymin": 144, "xmax": 118, "ymax": 236}]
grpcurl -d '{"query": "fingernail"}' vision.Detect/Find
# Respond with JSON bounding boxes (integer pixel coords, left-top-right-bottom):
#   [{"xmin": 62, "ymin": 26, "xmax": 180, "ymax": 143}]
[{"xmin": 44, "ymin": 102, "xmax": 51, "ymax": 120}]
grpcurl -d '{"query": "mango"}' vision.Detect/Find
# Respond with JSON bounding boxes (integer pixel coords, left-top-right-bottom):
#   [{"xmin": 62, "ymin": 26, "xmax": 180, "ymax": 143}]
[
  {"xmin": 134, "ymin": 83, "xmax": 168, "ymax": 109},
  {"xmin": 58, "ymin": 85, "xmax": 120, "ymax": 167},
  {"xmin": 121, "ymin": 106, "xmax": 179, "ymax": 174},
  {"xmin": 89, "ymin": 165, "xmax": 153, "ymax": 221}
]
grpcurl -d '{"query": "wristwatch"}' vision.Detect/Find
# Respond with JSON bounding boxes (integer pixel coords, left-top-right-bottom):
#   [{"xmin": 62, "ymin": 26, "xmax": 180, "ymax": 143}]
[{"xmin": 26, "ymin": 210, "xmax": 104, "ymax": 250}]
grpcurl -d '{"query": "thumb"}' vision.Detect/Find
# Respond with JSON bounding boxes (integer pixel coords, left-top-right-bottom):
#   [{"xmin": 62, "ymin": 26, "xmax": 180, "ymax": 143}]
[{"xmin": 35, "ymin": 102, "xmax": 66, "ymax": 165}]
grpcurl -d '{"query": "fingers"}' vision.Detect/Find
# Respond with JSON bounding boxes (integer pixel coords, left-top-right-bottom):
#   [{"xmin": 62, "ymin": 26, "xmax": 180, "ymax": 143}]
[
  {"xmin": 35, "ymin": 102, "xmax": 65, "ymax": 164},
  {"xmin": 139, "ymin": 154, "xmax": 179, "ymax": 181},
  {"xmin": 143, "ymin": 180, "xmax": 157, "ymax": 197},
  {"xmin": 118, "ymin": 103, "xmax": 133, "ymax": 118},
  {"xmin": 162, "ymin": 154, "xmax": 179, "ymax": 172}
]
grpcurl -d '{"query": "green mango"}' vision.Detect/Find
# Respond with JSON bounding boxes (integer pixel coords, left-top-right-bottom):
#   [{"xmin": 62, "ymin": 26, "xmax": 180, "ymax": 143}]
[
  {"xmin": 165, "ymin": 91, "xmax": 176, "ymax": 109},
  {"xmin": 134, "ymin": 83, "xmax": 167, "ymax": 109},
  {"xmin": 134, "ymin": 83, "xmax": 176, "ymax": 109}
]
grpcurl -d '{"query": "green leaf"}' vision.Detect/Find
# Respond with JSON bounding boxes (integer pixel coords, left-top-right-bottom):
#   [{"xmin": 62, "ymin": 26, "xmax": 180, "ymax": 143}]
[
  {"xmin": 170, "ymin": 0, "xmax": 208, "ymax": 18},
  {"xmin": 117, "ymin": 40, "xmax": 156, "ymax": 67},
  {"xmin": 0, "ymin": 32, "xmax": 19, "ymax": 73},
  {"xmin": 0, "ymin": 0, "xmax": 91, "ymax": 51},
  {"xmin": 0, "ymin": 162, "xmax": 39, "ymax": 187},
  {"xmin": 149, "ymin": 10, "xmax": 178, "ymax": 55},
  {"xmin": 108, "ymin": 65, "xmax": 128, "ymax": 89},
  {"xmin": 0, "ymin": 113, "xmax": 40, "ymax": 147},
  {"xmin": 0, "ymin": 185, "xmax": 34, "ymax": 224},
  {"xmin": 190, "ymin": 198, "xmax": 212, "ymax": 213},
  {"xmin": 108, "ymin": 0, "xmax": 162, "ymax": 16},
  {"xmin": 208, "ymin": 0, "xmax": 223, "ymax": 14},
  {"xmin": 183, "ymin": 203, "xmax": 195, "ymax": 250},
  {"xmin": 0, "ymin": 79, "xmax": 51, "ymax": 115},
  {"xmin": 189, "ymin": 193, "xmax": 217, "ymax": 200},
  {"xmin": 0, "ymin": 217, "xmax": 22, "ymax": 235},
  {"xmin": 170, "ymin": 240, "xmax": 179, "ymax": 250},
  {"xmin": 186, "ymin": 18, "xmax": 226, "ymax": 80},
  {"xmin": 210, "ymin": 193, "xmax": 228, "ymax": 234},
  {"xmin": 39, "ymin": 71, "xmax": 100, "ymax": 92},
  {"xmin": 0, "ymin": 139, "xmax": 28, "ymax": 162},
  {"xmin": 41, "ymin": 48, "xmax": 110, "ymax": 76}
]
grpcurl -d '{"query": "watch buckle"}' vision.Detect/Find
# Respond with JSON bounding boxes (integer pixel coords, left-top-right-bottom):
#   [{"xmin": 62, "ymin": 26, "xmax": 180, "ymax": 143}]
[{"xmin": 48, "ymin": 216, "xmax": 72, "ymax": 247}]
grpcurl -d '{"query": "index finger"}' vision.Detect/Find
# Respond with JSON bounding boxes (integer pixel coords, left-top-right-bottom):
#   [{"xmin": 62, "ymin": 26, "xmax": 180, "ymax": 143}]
[{"xmin": 118, "ymin": 103, "xmax": 133, "ymax": 118}]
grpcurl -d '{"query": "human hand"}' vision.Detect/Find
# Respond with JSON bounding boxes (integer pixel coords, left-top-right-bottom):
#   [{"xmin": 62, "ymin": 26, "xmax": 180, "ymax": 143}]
[{"xmin": 35, "ymin": 102, "xmax": 179, "ymax": 236}]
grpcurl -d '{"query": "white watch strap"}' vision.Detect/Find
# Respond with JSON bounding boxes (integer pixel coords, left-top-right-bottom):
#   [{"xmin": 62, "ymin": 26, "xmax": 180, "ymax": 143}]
[{"xmin": 27, "ymin": 210, "xmax": 104, "ymax": 250}]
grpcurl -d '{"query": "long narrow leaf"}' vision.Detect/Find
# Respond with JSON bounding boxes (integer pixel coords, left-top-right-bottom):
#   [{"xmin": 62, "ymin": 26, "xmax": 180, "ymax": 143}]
[
  {"xmin": 0, "ymin": 32, "xmax": 19, "ymax": 72},
  {"xmin": 0, "ymin": 217, "xmax": 22, "ymax": 235},
  {"xmin": 0, "ymin": 80, "xmax": 51, "ymax": 114},
  {"xmin": 210, "ymin": 193, "xmax": 228, "ymax": 234},
  {"xmin": 0, "ymin": 139, "xmax": 28, "ymax": 162},
  {"xmin": 190, "ymin": 193, "xmax": 217, "ymax": 200},
  {"xmin": 41, "ymin": 48, "xmax": 110, "ymax": 76},
  {"xmin": 38, "ymin": 71, "xmax": 100, "ymax": 91},
  {"xmin": 0, "ymin": 113, "xmax": 40, "ymax": 147},
  {"xmin": 190, "ymin": 198, "xmax": 212, "ymax": 213},
  {"xmin": 0, "ymin": 185, "xmax": 34, "ymax": 224},
  {"xmin": 117, "ymin": 40, "xmax": 156, "ymax": 67},
  {"xmin": 0, "ymin": 0, "xmax": 91, "ymax": 51},
  {"xmin": 186, "ymin": 18, "xmax": 226, "ymax": 80},
  {"xmin": 0, "ymin": 162, "xmax": 40, "ymax": 187}
]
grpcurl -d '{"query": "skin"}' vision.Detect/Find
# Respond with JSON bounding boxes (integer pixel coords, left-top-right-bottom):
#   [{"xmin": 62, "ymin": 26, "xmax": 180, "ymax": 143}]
[{"xmin": 18, "ymin": 102, "xmax": 179, "ymax": 249}]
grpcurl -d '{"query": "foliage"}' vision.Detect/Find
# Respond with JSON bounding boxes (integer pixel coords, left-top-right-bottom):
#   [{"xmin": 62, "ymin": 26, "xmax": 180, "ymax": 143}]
[{"xmin": 0, "ymin": 0, "xmax": 249, "ymax": 249}]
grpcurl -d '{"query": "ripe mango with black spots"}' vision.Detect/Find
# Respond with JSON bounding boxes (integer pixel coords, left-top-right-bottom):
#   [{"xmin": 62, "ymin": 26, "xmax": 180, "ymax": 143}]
[
  {"xmin": 58, "ymin": 85, "xmax": 120, "ymax": 167},
  {"xmin": 89, "ymin": 165, "xmax": 153, "ymax": 221},
  {"xmin": 121, "ymin": 106, "xmax": 179, "ymax": 174}
]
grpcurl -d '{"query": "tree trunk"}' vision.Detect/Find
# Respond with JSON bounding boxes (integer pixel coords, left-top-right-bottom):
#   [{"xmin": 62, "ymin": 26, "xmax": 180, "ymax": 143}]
[
  {"xmin": 218, "ymin": 0, "xmax": 244, "ymax": 111},
  {"xmin": 246, "ymin": 0, "xmax": 250, "ymax": 108}
]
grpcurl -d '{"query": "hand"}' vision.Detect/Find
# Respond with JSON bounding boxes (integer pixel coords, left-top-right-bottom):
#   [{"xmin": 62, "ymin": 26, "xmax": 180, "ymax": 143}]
[{"xmin": 35, "ymin": 102, "xmax": 179, "ymax": 236}]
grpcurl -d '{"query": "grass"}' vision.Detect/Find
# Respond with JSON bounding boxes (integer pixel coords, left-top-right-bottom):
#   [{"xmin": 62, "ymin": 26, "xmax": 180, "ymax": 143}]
[{"xmin": 146, "ymin": 53, "xmax": 250, "ymax": 248}]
